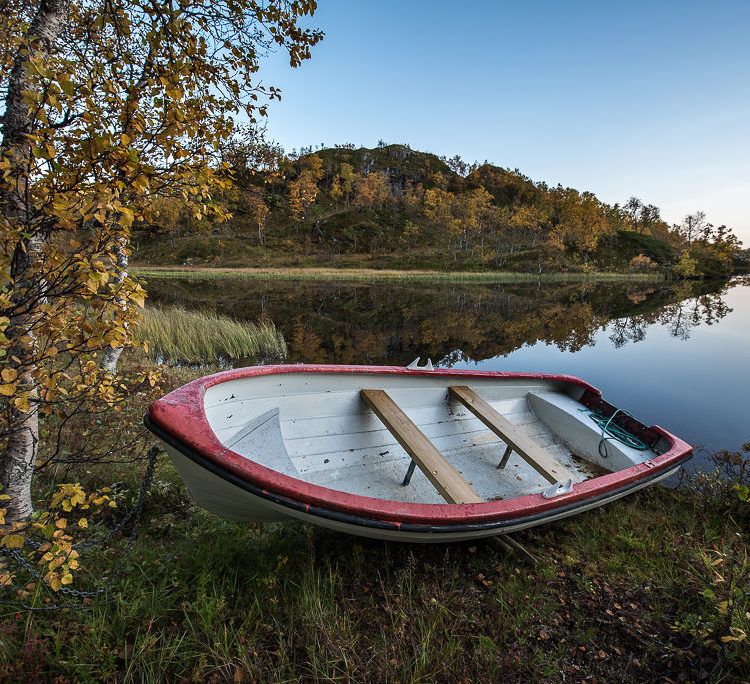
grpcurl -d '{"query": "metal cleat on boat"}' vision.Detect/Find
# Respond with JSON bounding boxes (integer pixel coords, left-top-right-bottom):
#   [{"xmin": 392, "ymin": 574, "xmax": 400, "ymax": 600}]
[
  {"xmin": 542, "ymin": 478, "xmax": 574, "ymax": 499},
  {"xmin": 406, "ymin": 357, "xmax": 434, "ymax": 371}
]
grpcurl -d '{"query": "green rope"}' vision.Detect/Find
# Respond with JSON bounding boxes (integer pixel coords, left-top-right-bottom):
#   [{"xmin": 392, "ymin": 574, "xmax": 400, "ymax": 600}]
[{"xmin": 579, "ymin": 408, "xmax": 650, "ymax": 459}]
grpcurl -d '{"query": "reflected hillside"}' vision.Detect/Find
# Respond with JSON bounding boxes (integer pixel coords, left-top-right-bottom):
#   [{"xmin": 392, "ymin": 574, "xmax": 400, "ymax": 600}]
[{"xmin": 143, "ymin": 276, "xmax": 738, "ymax": 366}]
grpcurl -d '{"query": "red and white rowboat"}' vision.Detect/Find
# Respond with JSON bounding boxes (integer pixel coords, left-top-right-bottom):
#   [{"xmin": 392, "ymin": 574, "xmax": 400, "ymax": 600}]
[{"xmin": 145, "ymin": 362, "xmax": 691, "ymax": 542}]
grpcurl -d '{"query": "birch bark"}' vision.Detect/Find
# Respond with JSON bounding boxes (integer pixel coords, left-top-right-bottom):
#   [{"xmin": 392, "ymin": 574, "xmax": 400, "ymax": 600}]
[{"xmin": 0, "ymin": 0, "xmax": 70, "ymax": 521}]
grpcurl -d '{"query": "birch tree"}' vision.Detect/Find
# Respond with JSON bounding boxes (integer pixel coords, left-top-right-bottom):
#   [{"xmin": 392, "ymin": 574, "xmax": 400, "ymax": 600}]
[{"xmin": 0, "ymin": 0, "xmax": 321, "ymax": 523}]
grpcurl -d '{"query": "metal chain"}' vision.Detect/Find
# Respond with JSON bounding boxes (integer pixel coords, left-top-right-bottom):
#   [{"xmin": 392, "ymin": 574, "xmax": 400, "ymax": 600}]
[
  {"xmin": 0, "ymin": 444, "xmax": 161, "ymax": 610},
  {"xmin": 94, "ymin": 445, "xmax": 160, "ymax": 591},
  {"xmin": 74, "ymin": 444, "xmax": 160, "ymax": 552}
]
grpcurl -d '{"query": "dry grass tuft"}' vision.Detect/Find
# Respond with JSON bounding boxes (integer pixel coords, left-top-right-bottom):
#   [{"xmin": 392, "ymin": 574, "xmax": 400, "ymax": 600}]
[{"xmin": 135, "ymin": 306, "xmax": 287, "ymax": 364}]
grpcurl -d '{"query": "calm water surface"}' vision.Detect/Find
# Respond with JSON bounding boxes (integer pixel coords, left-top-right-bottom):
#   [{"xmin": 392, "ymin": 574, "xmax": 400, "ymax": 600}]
[{"xmin": 145, "ymin": 275, "xmax": 750, "ymax": 469}]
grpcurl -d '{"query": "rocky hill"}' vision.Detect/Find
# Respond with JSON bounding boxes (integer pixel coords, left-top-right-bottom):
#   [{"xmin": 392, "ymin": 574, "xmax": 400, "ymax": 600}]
[{"xmin": 133, "ymin": 144, "xmax": 741, "ymax": 277}]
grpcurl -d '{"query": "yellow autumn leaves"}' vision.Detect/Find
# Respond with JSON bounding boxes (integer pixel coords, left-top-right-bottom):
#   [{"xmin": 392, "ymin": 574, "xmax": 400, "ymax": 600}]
[
  {"xmin": 0, "ymin": 483, "xmax": 117, "ymax": 591},
  {"xmin": 0, "ymin": 367, "xmax": 18, "ymax": 397}
]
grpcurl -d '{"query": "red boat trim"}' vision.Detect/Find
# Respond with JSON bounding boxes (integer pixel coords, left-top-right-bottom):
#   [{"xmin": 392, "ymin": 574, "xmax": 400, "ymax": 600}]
[{"xmin": 147, "ymin": 364, "xmax": 693, "ymax": 527}]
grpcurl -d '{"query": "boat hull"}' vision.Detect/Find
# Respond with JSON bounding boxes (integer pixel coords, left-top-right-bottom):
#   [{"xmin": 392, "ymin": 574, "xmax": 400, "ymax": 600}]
[{"xmin": 153, "ymin": 435, "xmax": 684, "ymax": 542}]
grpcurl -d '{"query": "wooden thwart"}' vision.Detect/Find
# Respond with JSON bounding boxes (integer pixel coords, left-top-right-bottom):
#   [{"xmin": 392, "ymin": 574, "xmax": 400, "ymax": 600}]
[
  {"xmin": 361, "ymin": 387, "xmax": 537, "ymax": 564},
  {"xmin": 448, "ymin": 385, "xmax": 578, "ymax": 485},
  {"xmin": 360, "ymin": 389, "xmax": 483, "ymax": 504}
]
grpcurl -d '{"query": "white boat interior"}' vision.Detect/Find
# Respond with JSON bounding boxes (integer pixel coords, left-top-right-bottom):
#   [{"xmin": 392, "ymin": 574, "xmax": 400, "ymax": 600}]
[{"xmin": 203, "ymin": 371, "xmax": 663, "ymax": 506}]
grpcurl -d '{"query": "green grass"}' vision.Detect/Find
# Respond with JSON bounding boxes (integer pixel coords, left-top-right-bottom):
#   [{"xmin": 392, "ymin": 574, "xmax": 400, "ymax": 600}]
[
  {"xmin": 2, "ymin": 482, "xmax": 747, "ymax": 682},
  {"xmin": 134, "ymin": 306, "xmax": 287, "ymax": 364},
  {"xmin": 133, "ymin": 265, "xmax": 667, "ymax": 286}
]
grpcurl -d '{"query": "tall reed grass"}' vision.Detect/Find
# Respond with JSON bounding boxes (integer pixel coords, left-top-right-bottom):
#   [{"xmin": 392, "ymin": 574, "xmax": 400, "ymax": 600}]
[{"xmin": 135, "ymin": 306, "xmax": 287, "ymax": 364}]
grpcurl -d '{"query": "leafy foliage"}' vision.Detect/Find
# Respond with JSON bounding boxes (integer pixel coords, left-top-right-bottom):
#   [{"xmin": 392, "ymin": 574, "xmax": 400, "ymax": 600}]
[
  {"xmin": 0, "ymin": 0, "xmax": 321, "ymax": 551},
  {"xmin": 142, "ymin": 144, "xmax": 743, "ymax": 276},
  {"xmin": 629, "ymin": 254, "xmax": 658, "ymax": 272},
  {"xmin": 0, "ymin": 482, "xmax": 116, "ymax": 592}
]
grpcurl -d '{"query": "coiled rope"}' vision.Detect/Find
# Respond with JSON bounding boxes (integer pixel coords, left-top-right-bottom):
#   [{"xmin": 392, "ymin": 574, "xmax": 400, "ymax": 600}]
[{"xmin": 579, "ymin": 408, "xmax": 650, "ymax": 459}]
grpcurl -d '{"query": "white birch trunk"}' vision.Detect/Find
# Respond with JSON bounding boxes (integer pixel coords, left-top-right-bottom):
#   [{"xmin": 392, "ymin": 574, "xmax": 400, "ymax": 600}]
[{"xmin": 0, "ymin": 0, "xmax": 70, "ymax": 521}]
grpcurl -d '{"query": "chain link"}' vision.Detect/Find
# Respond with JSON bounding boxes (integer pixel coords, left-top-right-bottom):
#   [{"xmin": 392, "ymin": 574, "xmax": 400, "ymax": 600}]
[
  {"xmin": 0, "ymin": 444, "xmax": 161, "ymax": 610},
  {"xmin": 74, "ymin": 444, "xmax": 159, "ymax": 552}
]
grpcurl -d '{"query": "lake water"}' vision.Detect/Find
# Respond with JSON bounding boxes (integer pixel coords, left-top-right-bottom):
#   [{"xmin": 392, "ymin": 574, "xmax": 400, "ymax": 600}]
[{"xmin": 144, "ymin": 274, "xmax": 750, "ymax": 470}]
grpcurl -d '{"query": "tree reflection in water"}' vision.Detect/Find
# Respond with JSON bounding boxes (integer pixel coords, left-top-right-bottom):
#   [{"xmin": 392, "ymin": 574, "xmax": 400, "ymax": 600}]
[
  {"xmin": 608, "ymin": 282, "xmax": 735, "ymax": 347},
  {"xmin": 144, "ymin": 276, "xmax": 741, "ymax": 366}
]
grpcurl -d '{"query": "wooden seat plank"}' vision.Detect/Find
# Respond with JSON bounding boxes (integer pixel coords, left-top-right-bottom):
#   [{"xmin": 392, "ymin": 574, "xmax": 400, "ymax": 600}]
[
  {"xmin": 448, "ymin": 385, "xmax": 578, "ymax": 484},
  {"xmin": 360, "ymin": 389, "xmax": 483, "ymax": 504}
]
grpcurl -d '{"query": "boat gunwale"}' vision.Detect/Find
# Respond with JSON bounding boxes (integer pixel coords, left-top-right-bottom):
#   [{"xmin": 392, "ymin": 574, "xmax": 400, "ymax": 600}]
[{"xmin": 146, "ymin": 364, "xmax": 693, "ymax": 527}]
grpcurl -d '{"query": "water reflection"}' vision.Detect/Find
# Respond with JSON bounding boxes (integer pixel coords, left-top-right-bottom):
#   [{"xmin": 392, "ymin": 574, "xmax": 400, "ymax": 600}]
[
  {"xmin": 143, "ymin": 276, "xmax": 737, "ymax": 367},
  {"xmin": 608, "ymin": 284, "xmax": 734, "ymax": 347},
  {"xmin": 460, "ymin": 277, "xmax": 749, "ymax": 461},
  {"xmin": 144, "ymin": 274, "xmax": 749, "ymax": 457}
]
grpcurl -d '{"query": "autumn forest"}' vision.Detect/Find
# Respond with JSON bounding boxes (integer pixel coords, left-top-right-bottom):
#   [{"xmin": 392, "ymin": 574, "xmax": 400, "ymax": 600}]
[{"xmin": 137, "ymin": 141, "xmax": 745, "ymax": 277}]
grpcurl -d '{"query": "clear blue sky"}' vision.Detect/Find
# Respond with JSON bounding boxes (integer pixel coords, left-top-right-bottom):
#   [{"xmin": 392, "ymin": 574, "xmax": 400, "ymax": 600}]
[{"xmin": 258, "ymin": 0, "xmax": 750, "ymax": 242}]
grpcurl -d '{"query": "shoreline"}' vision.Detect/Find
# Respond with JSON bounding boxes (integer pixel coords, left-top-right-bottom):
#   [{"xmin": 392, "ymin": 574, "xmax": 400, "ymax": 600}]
[{"xmin": 132, "ymin": 265, "xmax": 667, "ymax": 284}]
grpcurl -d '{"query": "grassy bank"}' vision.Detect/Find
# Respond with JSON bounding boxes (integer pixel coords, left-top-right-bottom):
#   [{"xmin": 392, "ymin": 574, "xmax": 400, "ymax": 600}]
[
  {"xmin": 134, "ymin": 306, "xmax": 287, "ymax": 364},
  {"xmin": 0, "ymin": 356, "xmax": 747, "ymax": 682},
  {"xmin": 133, "ymin": 265, "xmax": 667, "ymax": 285}
]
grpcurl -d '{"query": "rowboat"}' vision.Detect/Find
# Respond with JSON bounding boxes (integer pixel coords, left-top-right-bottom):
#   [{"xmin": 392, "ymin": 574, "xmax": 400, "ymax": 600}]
[{"xmin": 145, "ymin": 361, "xmax": 691, "ymax": 542}]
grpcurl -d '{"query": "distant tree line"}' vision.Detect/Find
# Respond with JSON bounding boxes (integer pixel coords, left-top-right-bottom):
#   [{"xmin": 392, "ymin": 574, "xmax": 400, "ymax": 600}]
[{"xmin": 144, "ymin": 142, "xmax": 743, "ymax": 276}]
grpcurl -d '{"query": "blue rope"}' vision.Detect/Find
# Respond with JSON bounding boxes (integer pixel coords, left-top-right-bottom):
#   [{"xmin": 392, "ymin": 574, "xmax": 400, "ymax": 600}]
[{"xmin": 579, "ymin": 408, "xmax": 650, "ymax": 459}]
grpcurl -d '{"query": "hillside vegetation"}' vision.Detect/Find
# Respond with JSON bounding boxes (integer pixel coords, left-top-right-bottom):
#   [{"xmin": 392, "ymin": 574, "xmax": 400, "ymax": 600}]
[{"xmin": 134, "ymin": 143, "xmax": 743, "ymax": 277}]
